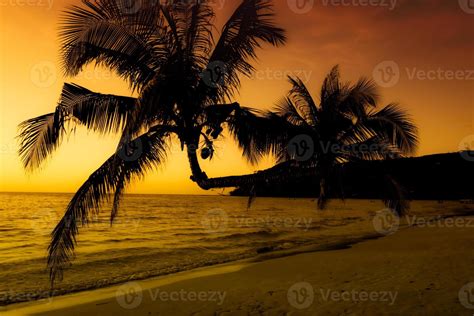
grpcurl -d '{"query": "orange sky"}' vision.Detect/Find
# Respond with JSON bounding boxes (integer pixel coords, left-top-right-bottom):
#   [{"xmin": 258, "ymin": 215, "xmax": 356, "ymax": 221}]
[{"xmin": 0, "ymin": 0, "xmax": 473, "ymax": 194}]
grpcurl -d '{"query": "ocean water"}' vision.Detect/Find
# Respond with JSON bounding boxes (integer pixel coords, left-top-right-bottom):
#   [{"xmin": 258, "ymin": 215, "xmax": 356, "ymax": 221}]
[{"xmin": 0, "ymin": 192, "xmax": 471, "ymax": 306}]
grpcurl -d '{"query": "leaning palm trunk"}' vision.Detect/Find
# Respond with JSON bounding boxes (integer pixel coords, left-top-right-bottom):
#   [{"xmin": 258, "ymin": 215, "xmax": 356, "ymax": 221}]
[
  {"xmin": 188, "ymin": 149, "xmax": 411, "ymax": 217},
  {"xmin": 191, "ymin": 159, "xmax": 409, "ymax": 216},
  {"xmin": 190, "ymin": 159, "xmax": 318, "ymax": 190}
]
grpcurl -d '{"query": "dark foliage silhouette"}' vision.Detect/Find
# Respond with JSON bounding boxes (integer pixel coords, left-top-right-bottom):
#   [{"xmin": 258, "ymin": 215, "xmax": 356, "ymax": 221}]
[
  {"xmin": 17, "ymin": 0, "xmax": 285, "ymax": 285},
  {"xmin": 197, "ymin": 66, "xmax": 418, "ymax": 213}
]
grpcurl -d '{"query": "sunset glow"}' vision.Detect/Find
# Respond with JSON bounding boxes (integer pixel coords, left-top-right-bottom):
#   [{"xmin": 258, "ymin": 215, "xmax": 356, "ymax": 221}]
[{"xmin": 1, "ymin": 0, "xmax": 472, "ymax": 194}]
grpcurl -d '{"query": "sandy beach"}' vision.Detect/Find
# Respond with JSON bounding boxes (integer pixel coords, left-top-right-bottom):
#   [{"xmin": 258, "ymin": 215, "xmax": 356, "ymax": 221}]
[{"xmin": 3, "ymin": 215, "xmax": 473, "ymax": 316}]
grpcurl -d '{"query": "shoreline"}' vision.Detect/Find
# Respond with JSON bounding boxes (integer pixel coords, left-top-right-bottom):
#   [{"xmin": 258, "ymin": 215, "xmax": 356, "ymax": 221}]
[
  {"xmin": 0, "ymin": 230, "xmax": 386, "ymax": 308},
  {"xmin": 3, "ymin": 215, "xmax": 474, "ymax": 315}
]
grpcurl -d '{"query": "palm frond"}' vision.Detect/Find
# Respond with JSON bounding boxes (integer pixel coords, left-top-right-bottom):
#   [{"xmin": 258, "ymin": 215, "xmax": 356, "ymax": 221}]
[
  {"xmin": 181, "ymin": 2, "xmax": 215, "ymax": 67},
  {"xmin": 17, "ymin": 108, "xmax": 66, "ymax": 171},
  {"xmin": 340, "ymin": 135, "xmax": 401, "ymax": 162},
  {"xmin": 160, "ymin": 3, "xmax": 183, "ymax": 52},
  {"xmin": 366, "ymin": 103, "xmax": 419, "ymax": 155},
  {"xmin": 60, "ymin": 83, "xmax": 135, "ymax": 134},
  {"xmin": 337, "ymin": 77, "xmax": 379, "ymax": 119},
  {"xmin": 48, "ymin": 126, "xmax": 170, "ymax": 286},
  {"xmin": 110, "ymin": 169, "xmax": 126, "ymax": 225},
  {"xmin": 61, "ymin": 0, "xmax": 166, "ymax": 89},
  {"xmin": 320, "ymin": 65, "xmax": 341, "ymax": 108},
  {"xmin": 247, "ymin": 185, "xmax": 257, "ymax": 210},
  {"xmin": 287, "ymin": 76, "xmax": 319, "ymax": 125},
  {"xmin": 109, "ymin": 125, "xmax": 174, "ymax": 224},
  {"xmin": 204, "ymin": 0, "xmax": 286, "ymax": 100},
  {"xmin": 17, "ymin": 83, "xmax": 137, "ymax": 171},
  {"xmin": 274, "ymin": 97, "xmax": 309, "ymax": 127},
  {"xmin": 227, "ymin": 107, "xmax": 292, "ymax": 165}
]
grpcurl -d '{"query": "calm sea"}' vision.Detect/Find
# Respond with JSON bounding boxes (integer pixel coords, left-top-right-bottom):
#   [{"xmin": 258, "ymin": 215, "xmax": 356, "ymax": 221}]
[{"xmin": 0, "ymin": 192, "xmax": 470, "ymax": 305}]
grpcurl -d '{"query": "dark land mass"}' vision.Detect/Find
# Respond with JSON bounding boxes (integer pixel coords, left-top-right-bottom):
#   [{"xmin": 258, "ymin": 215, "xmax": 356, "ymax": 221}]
[{"xmin": 230, "ymin": 152, "xmax": 474, "ymax": 200}]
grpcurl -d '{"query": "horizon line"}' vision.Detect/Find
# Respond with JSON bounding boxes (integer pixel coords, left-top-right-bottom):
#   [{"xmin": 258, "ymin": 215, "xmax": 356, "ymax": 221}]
[{"xmin": 0, "ymin": 191, "xmax": 222, "ymax": 196}]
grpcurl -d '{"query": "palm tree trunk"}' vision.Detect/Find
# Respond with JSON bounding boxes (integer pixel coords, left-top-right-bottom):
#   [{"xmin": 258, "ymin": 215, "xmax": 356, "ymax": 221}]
[
  {"xmin": 191, "ymin": 160, "xmax": 319, "ymax": 190},
  {"xmin": 317, "ymin": 178, "xmax": 327, "ymax": 209},
  {"xmin": 188, "ymin": 154, "xmax": 207, "ymax": 181},
  {"xmin": 183, "ymin": 131, "xmax": 320, "ymax": 195},
  {"xmin": 186, "ymin": 136, "xmax": 208, "ymax": 183},
  {"xmin": 187, "ymin": 151, "xmax": 409, "ymax": 214}
]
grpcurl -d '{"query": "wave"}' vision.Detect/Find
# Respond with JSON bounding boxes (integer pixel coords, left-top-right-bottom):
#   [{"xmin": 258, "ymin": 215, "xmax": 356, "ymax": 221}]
[
  {"xmin": 101, "ymin": 237, "xmax": 155, "ymax": 243},
  {"xmin": 199, "ymin": 230, "xmax": 282, "ymax": 242},
  {"xmin": 0, "ymin": 228, "xmax": 16, "ymax": 232},
  {"xmin": 172, "ymin": 232, "xmax": 209, "ymax": 237},
  {"xmin": 0, "ymin": 243, "xmax": 41, "ymax": 251}
]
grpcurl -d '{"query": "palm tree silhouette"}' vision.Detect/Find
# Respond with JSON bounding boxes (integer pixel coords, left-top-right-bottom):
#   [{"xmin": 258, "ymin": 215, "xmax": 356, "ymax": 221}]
[
  {"xmin": 196, "ymin": 66, "xmax": 419, "ymax": 213},
  {"xmin": 17, "ymin": 0, "xmax": 285, "ymax": 285}
]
